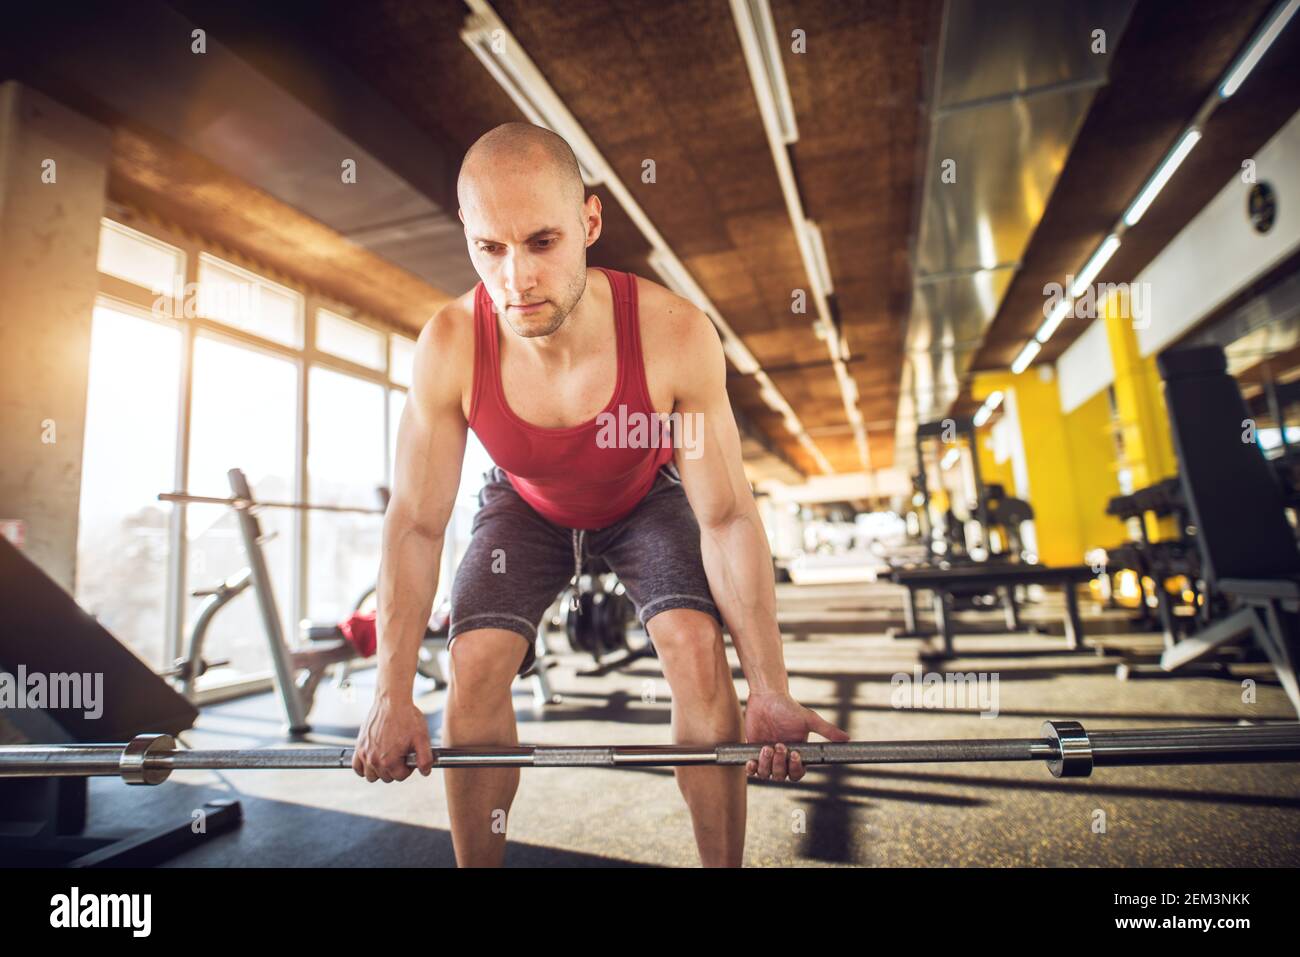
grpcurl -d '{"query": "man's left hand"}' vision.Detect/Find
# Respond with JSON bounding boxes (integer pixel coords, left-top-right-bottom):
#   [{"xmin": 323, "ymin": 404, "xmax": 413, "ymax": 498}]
[{"xmin": 743, "ymin": 691, "xmax": 849, "ymax": 782}]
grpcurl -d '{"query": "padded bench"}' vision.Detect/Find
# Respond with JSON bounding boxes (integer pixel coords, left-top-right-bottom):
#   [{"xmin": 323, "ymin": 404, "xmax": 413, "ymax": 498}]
[{"xmin": 890, "ymin": 563, "xmax": 1097, "ymax": 657}]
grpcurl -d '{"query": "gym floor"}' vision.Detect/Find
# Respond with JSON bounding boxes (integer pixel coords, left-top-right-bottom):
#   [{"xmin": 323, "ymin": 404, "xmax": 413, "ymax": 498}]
[{"xmin": 87, "ymin": 583, "xmax": 1300, "ymax": 867}]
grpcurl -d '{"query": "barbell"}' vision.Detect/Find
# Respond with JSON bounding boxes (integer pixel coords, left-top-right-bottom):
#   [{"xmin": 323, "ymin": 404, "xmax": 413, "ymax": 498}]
[{"xmin": 2, "ymin": 721, "xmax": 1298, "ymax": 785}]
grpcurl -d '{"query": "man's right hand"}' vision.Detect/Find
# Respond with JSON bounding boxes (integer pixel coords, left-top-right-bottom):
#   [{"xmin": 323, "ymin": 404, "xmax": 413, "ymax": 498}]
[{"xmin": 353, "ymin": 693, "xmax": 435, "ymax": 783}]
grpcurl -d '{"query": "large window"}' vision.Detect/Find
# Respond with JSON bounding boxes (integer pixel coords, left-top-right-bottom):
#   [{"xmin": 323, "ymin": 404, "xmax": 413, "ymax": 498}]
[
  {"xmin": 318, "ymin": 309, "xmax": 386, "ymax": 371},
  {"xmin": 186, "ymin": 334, "xmax": 300, "ymax": 680},
  {"xmin": 389, "ymin": 334, "xmax": 416, "ymax": 388},
  {"xmin": 385, "ymin": 387, "xmax": 497, "ymax": 607},
  {"xmin": 75, "ymin": 303, "xmax": 182, "ymax": 666},
  {"xmin": 80, "ymin": 216, "xmax": 425, "ymax": 694},
  {"xmin": 197, "ymin": 253, "xmax": 303, "ymax": 348},
  {"xmin": 306, "ymin": 366, "xmax": 387, "ymax": 624},
  {"xmin": 96, "ymin": 219, "xmax": 182, "ymax": 295}
]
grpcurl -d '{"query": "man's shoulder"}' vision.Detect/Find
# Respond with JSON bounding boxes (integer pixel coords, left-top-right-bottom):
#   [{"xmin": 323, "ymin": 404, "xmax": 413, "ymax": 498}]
[
  {"xmin": 437, "ymin": 284, "xmax": 480, "ymax": 324},
  {"xmin": 420, "ymin": 286, "xmax": 478, "ymax": 349},
  {"xmin": 629, "ymin": 271, "xmax": 711, "ymax": 342},
  {"xmin": 410, "ymin": 287, "xmax": 478, "ymax": 416},
  {"xmin": 627, "ymin": 271, "xmax": 723, "ymax": 404}
]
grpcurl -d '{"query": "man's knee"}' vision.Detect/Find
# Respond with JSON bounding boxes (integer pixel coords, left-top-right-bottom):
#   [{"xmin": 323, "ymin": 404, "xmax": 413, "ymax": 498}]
[
  {"xmin": 648, "ymin": 610, "xmax": 725, "ymax": 679},
  {"xmin": 447, "ymin": 628, "xmax": 528, "ymax": 699}
]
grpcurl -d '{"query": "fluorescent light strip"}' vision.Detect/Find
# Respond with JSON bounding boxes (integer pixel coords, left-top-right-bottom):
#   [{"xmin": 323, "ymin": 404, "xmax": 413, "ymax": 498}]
[
  {"xmin": 940, "ymin": 448, "xmax": 961, "ymax": 471},
  {"xmin": 1069, "ymin": 233, "xmax": 1121, "ymax": 299},
  {"xmin": 972, "ymin": 389, "xmax": 1005, "ymax": 428},
  {"xmin": 797, "ymin": 434, "xmax": 834, "ymax": 474},
  {"xmin": 758, "ymin": 385, "xmax": 785, "ymax": 411},
  {"xmin": 743, "ymin": 0, "xmax": 800, "ymax": 143},
  {"xmin": 1035, "ymin": 297, "xmax": 1074, "ymax": 344},
  {"xmin": 1011, "ymin": 340, "xmax": 1042, "ymax": 375},
  {"xmin": 731, "ymin": 0, "xmax": 864, "ymax": 471},
  {"xmin": 1123, "ymin": 128, "xmax": 1202, "ymax": 227},
  {"xmin": 804, "ymin": 220, "xmax": 833, "ymax": 295},
  {"xmin": 977, "ymin": 390, "xmax": 1003, "ymax": 429},
  {"xmin": 1220, "ymin": 0, "xmax": 1300, "ymax": 98}
]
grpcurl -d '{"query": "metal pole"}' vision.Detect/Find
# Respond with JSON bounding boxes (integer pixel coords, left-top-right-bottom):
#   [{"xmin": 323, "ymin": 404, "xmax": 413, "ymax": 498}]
[
  {"xmin": 227, "ymin": 469, "xmax": 310, "ymax": 734},
  {"xmin": 159, "ymin": 491, "xmax": 385, "ymax": 515},
  {"xmin": 0, "ymin": 723, "xmax": 1297, "ymax": 785}
]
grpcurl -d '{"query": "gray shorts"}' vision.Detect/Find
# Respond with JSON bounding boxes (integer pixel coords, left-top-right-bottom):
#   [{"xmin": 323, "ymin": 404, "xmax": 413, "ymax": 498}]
[{"xmin": 448, "ymin": 463, "xmax": 722, "ymax": 674}]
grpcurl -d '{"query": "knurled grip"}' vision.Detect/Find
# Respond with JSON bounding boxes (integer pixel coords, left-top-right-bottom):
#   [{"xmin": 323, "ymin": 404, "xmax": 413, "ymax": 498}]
[{"xmin": 533, "ymin": 747, "xmax": 617, "ymax": 766}]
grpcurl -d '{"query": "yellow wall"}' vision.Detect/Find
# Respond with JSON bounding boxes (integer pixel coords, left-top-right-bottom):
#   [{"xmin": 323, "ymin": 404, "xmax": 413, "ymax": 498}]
[
  {"xmin": 1062, "ymin": 388, "xmax": 1126, "ymax": 551},
  {"xmin": 1103, "ymin": 288, "xmax": 1179, "ymax": 540},
  {"xmin": 975, "ymin": 430, "xmax": 1015, "ymax": 495},
  {"xmin": 971, "ymin": 368, "xmax": 1124, "ymax": 565},
  {"xmin": 964, "ymin": 288, "xmax": 1184, "ymax": 563},
  {"xmin": 1104, "ymin": 290, "xmax": 1177, "ymax": 487}
]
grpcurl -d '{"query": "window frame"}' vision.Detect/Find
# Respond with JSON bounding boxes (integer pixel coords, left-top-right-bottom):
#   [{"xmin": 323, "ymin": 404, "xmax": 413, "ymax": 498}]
[{"xmin": 92, "ymin": 212, "xmax": 418, "ymax": 698}]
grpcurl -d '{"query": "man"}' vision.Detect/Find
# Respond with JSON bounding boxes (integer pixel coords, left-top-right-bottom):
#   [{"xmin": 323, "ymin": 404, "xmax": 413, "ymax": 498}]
[{"xmin": 354, "ymin": 122, "xmax": 846, "ymax": 867}]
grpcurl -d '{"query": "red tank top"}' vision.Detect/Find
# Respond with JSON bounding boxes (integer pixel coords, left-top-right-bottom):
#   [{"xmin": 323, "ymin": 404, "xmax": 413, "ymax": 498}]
[{"xmin": 468, "ymin": 266, "xmax": 675, "ymax": 530}]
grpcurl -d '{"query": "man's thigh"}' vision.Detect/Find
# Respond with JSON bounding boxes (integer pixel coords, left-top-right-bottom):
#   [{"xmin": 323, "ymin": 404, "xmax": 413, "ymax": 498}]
[
  {"xmin": 449, "ymin": 469, "xmax": 575, "ymax": 674},
  {"xmin": 594, "ymin": 466, "xmax": 723, "ymax": 630}
]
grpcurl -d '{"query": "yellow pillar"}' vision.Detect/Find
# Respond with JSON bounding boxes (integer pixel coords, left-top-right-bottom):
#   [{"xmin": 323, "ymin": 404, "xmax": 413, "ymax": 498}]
[
  {"xmin": 971, "ymin": 365, "xmax": 1123, "ymax": 566},
  {"xmin": 1065, "ymin": 389, "xmax": 1126, "ymax": 551},
  {"xmin": 1103, "ymin": 287, "xmax": 1178, "ymax": 539}
]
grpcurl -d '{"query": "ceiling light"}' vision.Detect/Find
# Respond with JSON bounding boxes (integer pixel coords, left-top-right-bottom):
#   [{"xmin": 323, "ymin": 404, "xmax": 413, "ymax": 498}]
[
  {"xmin": 1036, "ymin": 297, "xmax": 1074, "ymax": 344},
  {"xmin": 731, "ymin": 0, "xmax": 799, "ymax": 144},
  {"xmin": 804, "ymin": 219, "xmax": 833, "ymax": 295},
  {"xmin": 972, "ymin": 390, "xmax": 1004, "ymax": 428},
  {"xmin": 1069, "ymin": 234, "xmax": 1121, "ymax": 299},
  {"xmin": 1220, "ymin": 0, "xmax": 1299, "ymax": 98},
  {"xmin": 1123, "ymin": 129, "xmax": 1201, "ymax": 227},
  {"xmin": 1011, "ymin": 340, "xmax": 1042, "ymax": 375}
]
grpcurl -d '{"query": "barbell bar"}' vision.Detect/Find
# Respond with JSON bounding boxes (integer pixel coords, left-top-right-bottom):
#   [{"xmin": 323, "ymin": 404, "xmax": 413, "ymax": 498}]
[
  {"xmin": 1, "ymin": 721, "xmax": 1298, "ymax": 785},
  {"xmin": 158, "ymin": 491, "xmax": 385, "ymax": 516}
]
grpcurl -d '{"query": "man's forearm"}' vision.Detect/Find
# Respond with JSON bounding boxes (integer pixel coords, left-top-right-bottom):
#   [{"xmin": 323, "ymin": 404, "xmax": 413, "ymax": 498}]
[
  {"xmin": 375, "ymin": 523, "xmax": 444, "ymax": 700},
  {"xmin": 699, "ymin": 509, "xmax": 789, "ymax": 695}
]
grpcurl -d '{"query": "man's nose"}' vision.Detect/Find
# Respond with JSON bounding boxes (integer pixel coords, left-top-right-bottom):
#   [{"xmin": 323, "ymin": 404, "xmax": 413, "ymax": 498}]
[{"xmin": 503, "ymin": 250, "xmax": 537, "ymax": 299}]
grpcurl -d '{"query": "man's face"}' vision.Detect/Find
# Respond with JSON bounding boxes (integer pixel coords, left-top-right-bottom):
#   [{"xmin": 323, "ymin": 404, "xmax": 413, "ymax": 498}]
[{"xmin": 460, "ymin": 167, "xmax": 599, "ymax": 339}]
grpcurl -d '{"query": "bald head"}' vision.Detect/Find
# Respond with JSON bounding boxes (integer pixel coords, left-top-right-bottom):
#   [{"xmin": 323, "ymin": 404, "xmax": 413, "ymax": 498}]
[{"xmin": 458, "ymin": 122, "xmax": 585, "ymax": 211}]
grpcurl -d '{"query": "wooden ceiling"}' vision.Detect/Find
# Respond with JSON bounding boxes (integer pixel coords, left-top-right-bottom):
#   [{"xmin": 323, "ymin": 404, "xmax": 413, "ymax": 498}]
[
  {"xmin": 14, "ymin": 0, "xmax": 1293, "ymax": 476},
  {"xmin": 266, "ymin": 0, "xmax": 943, "ymax": 473}
]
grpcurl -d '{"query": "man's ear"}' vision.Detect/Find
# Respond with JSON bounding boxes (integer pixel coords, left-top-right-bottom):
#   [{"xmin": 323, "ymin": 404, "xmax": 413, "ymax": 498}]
[
  {"xmin": 457, "ymin": 207, "xmax": 465, "ymax": 225},
  {"xmin": 583, "ymin": 194, "xmax": 603, "ymax": 248}
]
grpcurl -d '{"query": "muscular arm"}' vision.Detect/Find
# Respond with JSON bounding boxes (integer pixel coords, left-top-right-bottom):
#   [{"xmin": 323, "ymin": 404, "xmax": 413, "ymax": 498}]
[
  {"xmin": 671, "ymin": 313, "xmax": 789, "ymax": 696},
  {"xmin": 374, "ymin": 309, "xmax": 468, "ymax": 701}
]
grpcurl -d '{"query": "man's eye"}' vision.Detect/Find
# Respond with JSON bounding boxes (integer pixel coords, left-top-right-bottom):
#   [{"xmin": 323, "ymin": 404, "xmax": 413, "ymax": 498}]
[{"xmin": 533, "ymin": 239, "xmax": 553, "ymax": 249}]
